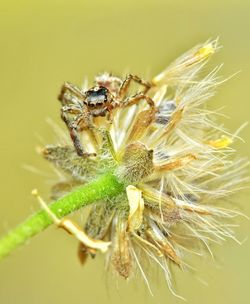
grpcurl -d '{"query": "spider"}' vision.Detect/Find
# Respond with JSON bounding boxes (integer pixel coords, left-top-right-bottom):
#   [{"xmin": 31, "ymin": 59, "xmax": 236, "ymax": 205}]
[{"xmin": 58, "ymin": 73, "xmax": 155, "ymax": 157}]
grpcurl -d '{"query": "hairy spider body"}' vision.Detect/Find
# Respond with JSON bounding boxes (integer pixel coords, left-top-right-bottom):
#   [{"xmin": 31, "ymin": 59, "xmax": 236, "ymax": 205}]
[{"xmin": 58, "ymin": 73, "xmax": 154, "ymax": 156}]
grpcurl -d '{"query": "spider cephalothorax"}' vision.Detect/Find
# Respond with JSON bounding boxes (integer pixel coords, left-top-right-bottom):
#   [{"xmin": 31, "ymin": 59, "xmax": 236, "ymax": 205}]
[
  {"xmin": 84, "ymin": 86, "xmax": 116, "ymax": 117},
  {"xmin": 58, "ymin": 73, "xmax": 154, "ymax": 156}
]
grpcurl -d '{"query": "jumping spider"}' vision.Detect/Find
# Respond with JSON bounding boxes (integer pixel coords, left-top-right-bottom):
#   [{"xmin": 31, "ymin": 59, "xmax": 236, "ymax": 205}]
[{"xmin": 58, "ymin": 73, "xmax": 155, "ymax": 157}]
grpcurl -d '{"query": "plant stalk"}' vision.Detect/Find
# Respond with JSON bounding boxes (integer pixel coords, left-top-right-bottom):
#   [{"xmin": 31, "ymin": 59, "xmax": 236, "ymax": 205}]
[{"xmin": 0, "ymin": 172, "xmax": 124, "ymax": 260}]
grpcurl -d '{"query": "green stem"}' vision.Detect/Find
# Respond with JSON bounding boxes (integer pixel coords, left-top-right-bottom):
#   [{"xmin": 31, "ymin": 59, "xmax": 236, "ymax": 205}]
[{"xmin": 0, "ymin": 172, "xmax": 125, "ymax": 260}]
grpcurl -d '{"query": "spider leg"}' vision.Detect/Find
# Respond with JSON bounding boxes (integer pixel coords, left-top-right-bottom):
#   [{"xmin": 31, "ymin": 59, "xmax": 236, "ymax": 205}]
[
  {"xmin": 119, "ymin": 74, "xmax": 152, "ymax": 98},
  {"xmin": 61, "ymin": 107, "xmax": 96, "ymax": 156},
  {"xmin": 61, "ymin": 111, "xmax": 85, "ymax": 156},
  {"xmin": 123, "ymin": 93, "xmax": 156, "ymax": 109},
  {"xmin": 58, "ymin": 82, "xmax": 85, "ymax": 105},
  {"xmin": 61, "ymin": 105, "xmax": 82, "ymax": 115},
  {"xmin": 106, "ymin": 109, "xmax": 114, "ymax": 124},
  {"xmin": 59, "ymin": 91, "xmax": 82, "ymax": 107}
]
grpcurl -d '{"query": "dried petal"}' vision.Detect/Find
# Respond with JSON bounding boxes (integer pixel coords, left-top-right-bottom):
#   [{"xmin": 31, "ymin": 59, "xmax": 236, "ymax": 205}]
[
  {"xmin": 59, "ymin": 219, "xmax": 111, "ymax": 253},
  {"xmin": 128, "ymin": 108, "xmax": 156, "ymax": 142},
  {"xmin": 126, "ymin": 185, "xmax": 144, "ymax": 231},
  {"xmin": 152, "ymin": 40, "xmax": 217, "ymax": 85},
  {"xmin": 140, "ymin": 185, "xmax": 175, "ymax": 209},
  {"xmin": 84, "ymin": 203, "xmax": 114, "ymax": 239},
  {"xmin": 146, "ymin": 224, "xmax": 181, "ymax": 265},
  {"xmin": 155, "ymin": 153, "xmax": 197, "ymax": 172},
  {"xmin": 111, "ymin": 218, "xmax": 132, "ymax": 279}
]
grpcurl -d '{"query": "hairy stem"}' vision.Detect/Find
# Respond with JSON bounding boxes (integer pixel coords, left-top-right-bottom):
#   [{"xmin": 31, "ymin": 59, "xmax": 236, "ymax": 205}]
[{"xmin": 0, "ymin": 172, "xmax": 125, "ymax": 260}]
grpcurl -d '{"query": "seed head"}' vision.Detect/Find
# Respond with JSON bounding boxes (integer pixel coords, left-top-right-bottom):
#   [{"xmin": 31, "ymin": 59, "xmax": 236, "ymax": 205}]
[{"xmin": 43, "ymin": 39, "xmax": 248, "ymax": 297}]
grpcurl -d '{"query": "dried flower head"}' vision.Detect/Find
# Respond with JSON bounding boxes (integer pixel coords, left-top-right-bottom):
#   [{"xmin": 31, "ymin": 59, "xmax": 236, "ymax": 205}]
[{"xmin": 43, "ymin": 39, "xmax": 248, "ymax": 297}]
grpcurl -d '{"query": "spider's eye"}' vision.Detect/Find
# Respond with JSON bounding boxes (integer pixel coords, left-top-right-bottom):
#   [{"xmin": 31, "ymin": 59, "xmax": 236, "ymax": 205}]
[{"xmin": 98, "ymin": 87, "xmax": 109, "ymax": 97}]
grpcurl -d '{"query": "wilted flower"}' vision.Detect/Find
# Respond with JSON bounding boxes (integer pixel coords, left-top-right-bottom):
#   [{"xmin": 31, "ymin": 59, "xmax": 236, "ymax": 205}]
[{"xmin": 42, "ymin": 39, "xmax": 248, "ymax": 297}]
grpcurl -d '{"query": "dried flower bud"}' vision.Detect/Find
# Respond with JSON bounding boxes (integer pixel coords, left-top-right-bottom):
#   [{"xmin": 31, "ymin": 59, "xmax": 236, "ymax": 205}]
[
  {"xmin": 44, "ymin": 39, "xmax": 248, "ymax": 297},
  {"xmin": 115, "ymin": 142, "xmax": 154, "ymax": 184}
]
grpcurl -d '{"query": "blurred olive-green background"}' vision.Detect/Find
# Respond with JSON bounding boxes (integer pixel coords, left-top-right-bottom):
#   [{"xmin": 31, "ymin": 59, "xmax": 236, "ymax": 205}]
[{"xmin": 0, "ymin": 1, "xmax": 250, "ymax": 303}]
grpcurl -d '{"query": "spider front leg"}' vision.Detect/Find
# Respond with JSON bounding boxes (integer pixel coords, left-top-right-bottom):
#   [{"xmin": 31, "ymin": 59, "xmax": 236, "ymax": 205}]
[
  {"xmin": 61, "ymin": 107, "xmax": 96, "ymax": 157},
  {"xmin": 61, "ymin": 111, "xmax": 85, "ymax": 156},
  {"xmin": 123, "ymin": 92, "xmax": 156, "ymax": 109},
  {"xmin": 119, "ymin": 74, "xmax": 152, "ymax": 98},
  {"xmin": 58, "ymin": 82, "xmax": 85, "ymax": 105}
]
